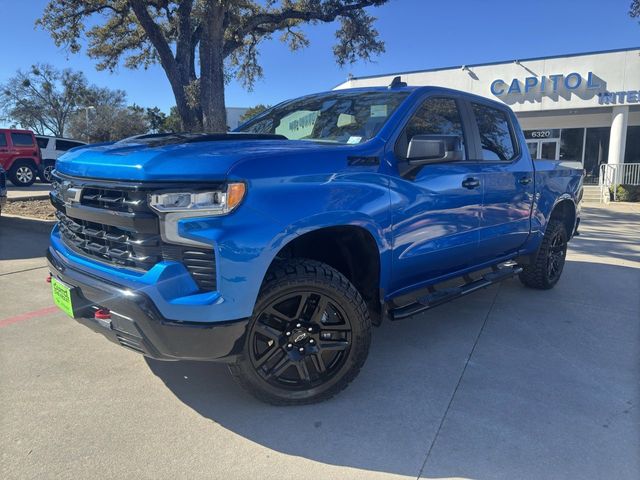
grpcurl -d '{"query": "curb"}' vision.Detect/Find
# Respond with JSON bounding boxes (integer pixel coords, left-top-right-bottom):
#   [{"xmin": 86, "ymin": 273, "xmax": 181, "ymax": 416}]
[
  {"xmin": 7, "ymin": 194, "xmax": 51, "ymax": 202},
  {"xmin": 0, "ymin": 213, "xmax": 56, "ymax": 233}
]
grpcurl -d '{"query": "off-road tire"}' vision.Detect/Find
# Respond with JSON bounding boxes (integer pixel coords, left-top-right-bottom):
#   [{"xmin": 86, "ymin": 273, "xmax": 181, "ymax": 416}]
[
  {"xmin": 229, "ymin": 258, "xmax": 371, "ymax": 405},
  {"xmin": 519, "ymin": 219, "xmax": 568, "ymax": 290},
  {"xmin": 8, "ymin": 160, "xmax": 38, "ymax": 187}
]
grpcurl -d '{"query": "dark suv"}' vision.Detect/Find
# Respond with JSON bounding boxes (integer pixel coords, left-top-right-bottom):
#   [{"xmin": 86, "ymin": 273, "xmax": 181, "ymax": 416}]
[
  {"xmin": 0, "ymin": 129, "xmax": 42, "ymax": 187},
  {"xmin": 0, "ymin": 166, "xmax": 7, "ymax": 214}
]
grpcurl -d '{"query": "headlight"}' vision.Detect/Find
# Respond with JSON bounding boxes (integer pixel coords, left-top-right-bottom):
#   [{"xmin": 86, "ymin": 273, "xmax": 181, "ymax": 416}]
[
  {"xmin": 149, "ymin": 183, "xmax": 246, "ymax": 214},
  {"xmin": 148, "ymin": 182, "xmax": 246, "ymax": 248}
]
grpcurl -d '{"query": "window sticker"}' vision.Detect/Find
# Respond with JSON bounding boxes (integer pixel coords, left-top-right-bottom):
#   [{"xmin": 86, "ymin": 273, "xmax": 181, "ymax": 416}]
[
  {"xmin": 347, "ymin": 136, "xmax": 363, "ymax": 144},
  {"xmin": 370, "ymin": 104, "xmax": 388, "ymax": 118}
]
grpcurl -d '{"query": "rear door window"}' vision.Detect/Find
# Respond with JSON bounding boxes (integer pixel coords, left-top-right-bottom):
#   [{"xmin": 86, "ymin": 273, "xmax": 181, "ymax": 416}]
[
  {"xmin": 56, "ymin": 140, "xmax": 84, "ymax": 151},
  {"xmin": 0, "ymin": 133, "xmax": 7, "ymax": 147},
  {"xmin": 471, "ymin": 103, "xmax": 517, "ymax": 161},
  {"xmin": 11, "ymin": 132, "xmax": 34, "ymax": 146}
]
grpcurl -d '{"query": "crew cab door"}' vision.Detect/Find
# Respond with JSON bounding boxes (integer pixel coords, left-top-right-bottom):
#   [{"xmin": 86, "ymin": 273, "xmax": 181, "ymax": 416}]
[
  {"xmin": 388, "ymin": 95, "xmax": 484, "ymax": 294},
  {"xmin": 466, "ymin": 101, "xmax": 535, "ymax": 261}
]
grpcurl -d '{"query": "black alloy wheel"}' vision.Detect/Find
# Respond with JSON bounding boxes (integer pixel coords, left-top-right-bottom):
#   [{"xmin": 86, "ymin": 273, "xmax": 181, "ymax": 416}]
[
  {"xmin": 229, "ymin": 259, "xmax": 371, "ymax": 405},
  {"xmin": 249, "ymin": 290, "xmax": 352, "ymax": 389},
  {"xmin": 546, "ymin": 228, "xmax": 567, "ymax": 284},
  {"xmin": 519, "ymin": 219, "xmax": 568, "ymax": 290}
]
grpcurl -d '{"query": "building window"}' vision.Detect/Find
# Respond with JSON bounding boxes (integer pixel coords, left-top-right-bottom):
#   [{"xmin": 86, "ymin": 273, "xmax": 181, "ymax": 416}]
[
  {"xmin": 584, "ymin": 127, "xmax": 611, "ymax": 184},
  {"xmin": 559, "ymin": 128, "xmax": 584, "ymax": 162},
  {"xmin": 625, "ymin": 126, "xmax": 640, "ymax": 164}
]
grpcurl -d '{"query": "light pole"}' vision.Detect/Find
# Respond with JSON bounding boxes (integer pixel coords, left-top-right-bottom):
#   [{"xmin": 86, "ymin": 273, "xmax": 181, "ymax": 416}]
[{"xmin": 84, "ymin": 106, "xmax": 95, "ymax": 141}]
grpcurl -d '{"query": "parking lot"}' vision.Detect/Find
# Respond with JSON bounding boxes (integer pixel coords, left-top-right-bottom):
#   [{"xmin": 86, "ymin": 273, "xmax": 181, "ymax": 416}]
[{"xmin": 0, "ymin": 204, "xmax": 638, "ymax": 480}]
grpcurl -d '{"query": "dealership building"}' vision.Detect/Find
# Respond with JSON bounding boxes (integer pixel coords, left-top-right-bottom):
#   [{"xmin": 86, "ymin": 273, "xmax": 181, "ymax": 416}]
[{"xmin": 335, "ymin": 47, "xmax": 640, "ymax": 184}]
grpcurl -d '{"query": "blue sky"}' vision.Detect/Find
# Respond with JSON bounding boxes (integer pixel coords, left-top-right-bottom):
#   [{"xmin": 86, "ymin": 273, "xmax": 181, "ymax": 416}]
[{"xmin": 0, "ymin": 0, "xmax": 638, "ymax": 114}]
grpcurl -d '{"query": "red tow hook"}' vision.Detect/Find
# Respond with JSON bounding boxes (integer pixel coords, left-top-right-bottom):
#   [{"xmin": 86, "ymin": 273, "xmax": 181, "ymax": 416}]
[
  {"xmin": 94, "ymin": 308, "xmax": 111, "ymax": 320},
  {"xmin": 46, "ymin": 275, "xmax": 52, "ymax": 283}
]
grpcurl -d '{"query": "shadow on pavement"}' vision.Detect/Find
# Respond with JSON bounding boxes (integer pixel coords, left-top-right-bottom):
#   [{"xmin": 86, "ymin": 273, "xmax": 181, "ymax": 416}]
[
  {"xmin": 145, "ymin": 291, "xmax": 495, "ymax": 478},
  {"xmin": 0, "ymin": 215, "xmax": 53, "ymax": 261},
  {"xmin": 145, "ymin": 259, "xmax": 639, "ymax": 479}
]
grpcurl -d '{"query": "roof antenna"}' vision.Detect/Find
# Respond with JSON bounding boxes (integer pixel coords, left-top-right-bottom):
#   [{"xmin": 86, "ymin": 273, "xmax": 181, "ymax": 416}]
[{"xmin": 388, "ymin": 76, "xmax": 407, "ymax": 89}]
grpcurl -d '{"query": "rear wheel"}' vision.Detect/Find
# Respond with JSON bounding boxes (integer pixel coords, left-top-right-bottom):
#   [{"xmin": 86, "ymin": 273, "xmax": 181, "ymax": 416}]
[
  {"xmin": 519, "ymin": 219, "xmax": 568, "ymax": 290},
  {"xmin": 229, "ymin": 259, "xmax": 371, "ymax": 405},
  {"xmin": 8, "ymin": 161, "xmax": 37, "ymax": 187},
  {"xmin": 41, "ymin": 160, "xmax": 55, "ymax": 183}
]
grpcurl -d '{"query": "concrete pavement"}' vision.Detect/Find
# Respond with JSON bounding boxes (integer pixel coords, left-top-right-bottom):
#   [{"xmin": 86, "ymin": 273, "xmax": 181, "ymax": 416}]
[
  {"xmin": 0, "ymin": 205, "xmax": 638, "ymax": 479},
  {"xmin": 6, "ymin": 183, "xmax": 51, "ymax": 201}
]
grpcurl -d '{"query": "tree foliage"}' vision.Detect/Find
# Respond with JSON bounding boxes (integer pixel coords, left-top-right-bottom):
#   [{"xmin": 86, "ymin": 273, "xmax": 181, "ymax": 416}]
[
  {"xmin": 239, "ymin": 103, "xmax": 271, "ymax": 122},
  {"xmin": 38, "ymin": 1, "xmax": 389, "ymax": 133},
  {"xmin": 0, "ymin": 64, "xmax": 89, "ymax": 136},
  {"xmin": 160, "ymin": 106, "xmax": 184, "ymax": 132},
  {"xmin": 67, "ymin": 105, "xmax": 149, "ymax": 143},
  {"xmin": 0, "ymin": 64, "xmax": 182, "ymax": 142}
]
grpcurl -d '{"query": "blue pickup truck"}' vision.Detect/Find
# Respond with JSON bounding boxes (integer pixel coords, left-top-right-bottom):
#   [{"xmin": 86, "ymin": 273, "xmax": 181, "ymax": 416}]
[{"xmin": 47, "ymin": 81, "xmax": 582, "ymax": 405}]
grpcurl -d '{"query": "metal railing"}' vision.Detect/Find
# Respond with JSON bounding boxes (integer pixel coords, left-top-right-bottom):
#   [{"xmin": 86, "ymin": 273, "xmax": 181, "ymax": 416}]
[{"xmin": 599, "ymin": 163, "xmax": 640, "ymax": 201}]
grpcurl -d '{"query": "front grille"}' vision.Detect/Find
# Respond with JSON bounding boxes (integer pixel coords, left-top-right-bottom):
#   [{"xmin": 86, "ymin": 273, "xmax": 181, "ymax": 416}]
[
  {"xmin": 81, "ymin": 187, "xmax": 146, "ymax": 213},
  {"xmin": 56, "ymin": 210, "xmax": 162, "ymax": 270},
  {"xmin": 52, "ymin": 175, "xmax": 217, "ymax": 292}
]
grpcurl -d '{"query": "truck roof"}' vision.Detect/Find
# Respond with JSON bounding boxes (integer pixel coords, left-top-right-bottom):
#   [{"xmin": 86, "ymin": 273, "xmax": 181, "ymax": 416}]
[{"xmin": 326, "ymin": 85, "xmax": 513, "ymax": 111}]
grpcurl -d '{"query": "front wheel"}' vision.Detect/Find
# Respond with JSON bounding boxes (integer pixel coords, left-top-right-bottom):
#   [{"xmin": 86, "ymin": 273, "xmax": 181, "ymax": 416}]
[
  {"xmin": 519, "ymin": 219, "xmax": 568, "ymax": 290},
  {"xmin": 229, "ymin": 259, "xmax": 371, "ymax": 405}
]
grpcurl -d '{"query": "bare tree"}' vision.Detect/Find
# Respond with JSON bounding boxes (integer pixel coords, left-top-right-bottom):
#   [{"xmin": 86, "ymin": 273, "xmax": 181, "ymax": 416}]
[{"xmin": 0, "ymin": 64, "xmax": 88, "ymax": 136}]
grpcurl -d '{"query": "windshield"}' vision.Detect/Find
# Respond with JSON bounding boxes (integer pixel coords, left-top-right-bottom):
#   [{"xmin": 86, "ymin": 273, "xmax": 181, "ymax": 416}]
[{"xmin": 237, "ymin": 91, "xmax": 409, "ymax": 144}]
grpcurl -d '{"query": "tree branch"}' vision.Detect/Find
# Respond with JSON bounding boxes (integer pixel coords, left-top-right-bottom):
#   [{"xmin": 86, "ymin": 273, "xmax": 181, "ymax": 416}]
[{"xmin": 224, "ymin": 1, "xmax": 385, "ymax": 57}]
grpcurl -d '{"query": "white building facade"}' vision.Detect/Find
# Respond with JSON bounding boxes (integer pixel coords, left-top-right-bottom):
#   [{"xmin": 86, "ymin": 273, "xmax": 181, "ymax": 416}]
[{"xmin": 335, "ymin": 47, "xmax": 640, "ymax": 184}]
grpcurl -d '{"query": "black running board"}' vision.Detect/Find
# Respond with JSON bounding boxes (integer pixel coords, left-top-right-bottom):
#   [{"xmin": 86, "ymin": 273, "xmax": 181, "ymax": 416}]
[{"xmin": 388, "ymin": 264, "xmax": 523, "ymax": 321}]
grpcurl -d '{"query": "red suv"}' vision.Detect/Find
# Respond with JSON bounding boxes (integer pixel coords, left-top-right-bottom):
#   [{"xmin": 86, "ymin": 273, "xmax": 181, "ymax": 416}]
[{"xmin": 0, "ymin": 129, "xmax": 42, "ymax": 187}]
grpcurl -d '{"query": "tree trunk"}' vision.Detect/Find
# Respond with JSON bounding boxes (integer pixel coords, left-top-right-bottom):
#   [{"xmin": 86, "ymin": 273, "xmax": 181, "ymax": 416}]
[
  {"xmin": 130, "ymin": 0, "xmax": 199, "ymax": 132},
  {"xmin": 175, "ymin": 89, "xmax": 199, "ymax": 132},
  {"xmin": 199, "ymin": 4, "xmax": 227, "ymax": 133}
]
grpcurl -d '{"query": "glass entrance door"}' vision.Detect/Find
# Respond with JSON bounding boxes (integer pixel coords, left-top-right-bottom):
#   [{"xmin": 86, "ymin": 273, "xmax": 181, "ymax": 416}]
[
  {"xmin": 540, "ymin": 140, "xmax": 559, "ymax": 160},
  {"xmin": 527, "ymin": 140, "xmax": 559, "ymax": 160}
]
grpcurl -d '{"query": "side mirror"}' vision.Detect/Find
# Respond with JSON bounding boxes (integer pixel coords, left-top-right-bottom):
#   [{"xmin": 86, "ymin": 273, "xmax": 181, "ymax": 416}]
[{"xmin": 407, "ymin": 134, "xmax": 464, "ymax": 164}]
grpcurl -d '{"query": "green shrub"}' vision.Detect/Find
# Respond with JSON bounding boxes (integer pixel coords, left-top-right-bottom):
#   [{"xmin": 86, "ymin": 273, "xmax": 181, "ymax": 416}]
[
  {"xmin": 616, "ymin": 185, "xmax": 630, "ymax": 201},
  {"xmin": 614, "ymin": 184, "xmax": 640, "ymax": 202}
]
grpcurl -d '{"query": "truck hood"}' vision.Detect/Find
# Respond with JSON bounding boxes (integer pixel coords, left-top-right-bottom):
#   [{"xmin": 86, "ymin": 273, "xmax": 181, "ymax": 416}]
[{"xmin": 55, "ymin": 134, "xmax": 351, "ymax": 182}]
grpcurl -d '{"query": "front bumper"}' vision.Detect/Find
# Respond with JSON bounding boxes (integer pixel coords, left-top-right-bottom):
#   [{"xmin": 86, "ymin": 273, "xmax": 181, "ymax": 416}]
[{"xmin": 47, "ymin": 247, "xmax": 249, "ymax": 362}]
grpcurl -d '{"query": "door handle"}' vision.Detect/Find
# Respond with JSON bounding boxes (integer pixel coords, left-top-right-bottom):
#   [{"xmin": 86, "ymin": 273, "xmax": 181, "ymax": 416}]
[
  {"xmin": 519, "ymin": 176, "xmax": 532, "ymax": 185},
  {"xmin": 462, "ymin": 177, "xmax": 481, "ymax": 189}
]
